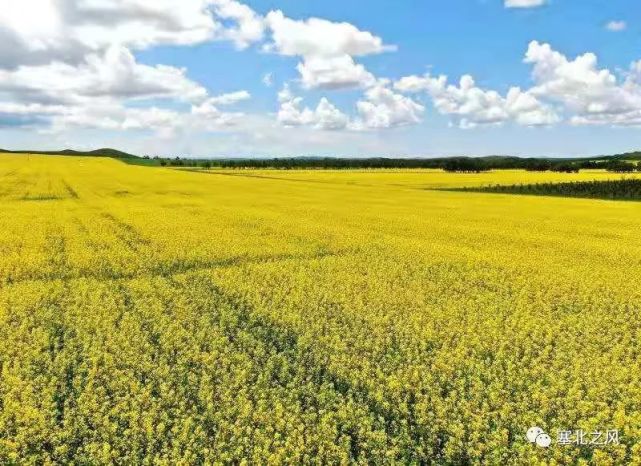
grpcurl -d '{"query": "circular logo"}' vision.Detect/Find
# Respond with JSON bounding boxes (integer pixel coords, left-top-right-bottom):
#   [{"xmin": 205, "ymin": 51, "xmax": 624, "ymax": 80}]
[
  {"xmin": 535, "ymin": 433, "xmax": 552, "ymax": 448},
  {"xmin": 527, "ymin": 426, "xmax": 544, "ymax": 443},
  {"xmin": 527, "ymin": 426, "xmax": 551, "ymax": 448}
]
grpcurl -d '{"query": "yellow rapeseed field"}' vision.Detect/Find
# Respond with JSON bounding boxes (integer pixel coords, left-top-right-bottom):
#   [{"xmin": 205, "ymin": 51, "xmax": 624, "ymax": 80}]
[{"xmin": 1, "ymin": 154, "xmax": 640, "ymax": 464}]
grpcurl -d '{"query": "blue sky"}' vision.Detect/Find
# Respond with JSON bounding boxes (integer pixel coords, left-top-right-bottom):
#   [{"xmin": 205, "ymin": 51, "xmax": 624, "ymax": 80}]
[{"xmin": 1, "ymin": 0, "xmax": 641, "ymax": 157}]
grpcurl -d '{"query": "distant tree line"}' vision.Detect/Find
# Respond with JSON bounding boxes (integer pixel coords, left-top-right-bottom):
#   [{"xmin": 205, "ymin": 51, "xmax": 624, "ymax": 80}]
[
  {"xmin": 145, "ymin": 155, "xmax": 641, "ymax": 173},
  {"xmin": 602, "ymin": 160, "xmax": 637, "ymax": 173},
  {"xmin": 455, "ymin": 179, "xmax": 641, "ymax": 201},
  {"xmin": 6, "ymin": 146, "xmax": 641, "ymax": 172},
  {"xmin": 5, "ymin": 147, "xmax": 641, "ymax": 173},
  {"xmin": 154, "ymin": 156, "xmax": 213, "ymax": 168}
]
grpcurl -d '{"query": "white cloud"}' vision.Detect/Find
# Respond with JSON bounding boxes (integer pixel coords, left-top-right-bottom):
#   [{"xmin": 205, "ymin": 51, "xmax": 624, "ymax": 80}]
[
  {"xmin": 69, "ymin": 0, "xmax": 220, "ymax": 49},
  {"xmin": 0, "ymin": 0, "xmax": 412, "ymax": 137},
  {"xmin": 0, "ymin": 45, "xmax": 207, "ymax": 105},
  {"xmin": 14, "ymin": 0, "xmax": 641, "ymax": 155},
  {"xmin": 45, "ymin": 89, "xmax": 249, "ymax": 136},
  {"xmin": 505, "ymin": 87, "xmax": 560, "ymax": 126},
  {"xmin": 122, "ymin": 107, "xmax": 182, "ymax": 134},
  {"xmin": 0, "ymin": 0, "xmax": 264, "ymax": 69},
  {"xmin": 314, "ymin": 98, "xmax": 351, "ymax": 130},
  {"xmin": 395, "ymin": 41, "xmax": 641, "ymax": 129},
  {"xmin": 200, "ymin": 90, "xmax": 251, "ymax": 106},
  {"xmin": 525, "ymin": 41, "xmax": 641, "ymax": 125},
  {"xmin": 264, "ymin": 10, "xmax": 392, "ymax": 90},
  {"xmin": 277, "ymin": 86, "xmax": 349, "ymax": 130},
  {"xmin": 297, "ymin": 55, "xmax": 376, "ymax": 90},
  {"xmin": 190, "ymin": 91, "xmax": 250, "ymax": 128},
  {"xmin": 627, "ymin": 60, "xmax": 641, "ymax": 85},
  {"xmin": 277, "ymin": 82, "xmax": 423, "ymax": 131},
  {"xmin": 505, "ymin": 0, "xmax": 547, "ymax": 8},
  {"xmin": 264, "ymin": 10, "xmax": 394, "ymax": 58},
  {"xmin": 0, "ymin": 0, "xmax": 262, "ymax": 139},
  {"xmin": 355, "ymin": 81, "xmax": 425, "ymax": 129},
  {"xmin": 210, "ymin": 0, "xmax": 265, "ymax": 49},
  {"xmin": 568, "ymin": 112, "xmax": 641, "ymax": 127},
  {"xmin": 0, "ymin": 47, "xmax": 250, "ymax": 137},
  {"xmin": 395, "ymin": 73, "xmax": 557, "ymax": 128},
  {"xmin": 606, "ymin": 20, "xmax": 627, "ymax": 32},
  {"xmin": 277, "ymin": 97, "xmax": 312, "ymax": 127},
  {"xmin": 0, "ymin": 102, "xmax": 66, "ymax": 116},
  {"xmin": 0, "ymin": 0, "xmax": 265, "ymax": 136},
  {"xmin": 0, "ymin": 0, "xmax": 62, "ymax": 51},
  {"xmin": 277, "ymin": 84, "xmax": 295, "ymax": 104}
]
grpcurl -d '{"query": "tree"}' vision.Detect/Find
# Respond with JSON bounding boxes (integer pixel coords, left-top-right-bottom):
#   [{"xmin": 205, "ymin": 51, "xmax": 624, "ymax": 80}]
[
  {"xmin": 442, "ymin": 159, "xmax": 491, "ymax": 173},
  {"xmin": 524, "ymin": 161, "xmax": 552, "ymax": 172},
  {"xmin": 604, "ymin": 160, "xmax": 635, "ymax": 173},
  {"xmin": 551, "ymin": 163, "xmax": 579, "ymax": 173}
]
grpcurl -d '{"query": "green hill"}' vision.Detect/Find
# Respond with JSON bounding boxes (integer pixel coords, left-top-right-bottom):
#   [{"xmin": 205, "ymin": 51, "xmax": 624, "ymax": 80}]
[{"xmin": 0, "ymin": 148, "xmax": 138, "ymax": 159}]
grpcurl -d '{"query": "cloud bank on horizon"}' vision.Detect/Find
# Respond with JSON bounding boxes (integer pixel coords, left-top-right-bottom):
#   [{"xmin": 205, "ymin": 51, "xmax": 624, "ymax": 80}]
[{"xmin": 0, "ymin": 0, "xmax": 640, "ymax": 157}]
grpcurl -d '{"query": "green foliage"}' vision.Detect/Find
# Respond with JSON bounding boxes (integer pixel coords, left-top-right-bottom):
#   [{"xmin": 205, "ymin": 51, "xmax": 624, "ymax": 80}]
[
  {"xmin": 524, "ymin": 161, "xmax": 552, "ymax": 172},
  {"xmin": 457, "ymin": 178, "xmax": 641, "ymax": 200},
  {"xmin": 604, "ymin": 160, "xmax": 636, "ymax": 173},
  {"xmin": 442, "ymin": 158, "xmax": 492, "ymax": 173},
  {"xmin": 0, "ymin": 148, "xmax": 137, "ymax": 158},
  {"xmin": 550, "ymin": 163, "xmax": 579, "ymax": 173}
]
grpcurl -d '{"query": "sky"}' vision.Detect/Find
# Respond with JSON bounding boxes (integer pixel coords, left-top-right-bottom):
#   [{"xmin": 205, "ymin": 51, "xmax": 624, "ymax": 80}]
[{"xmin": 1, "ymin": 0, "xmax": 641, "ymax": 158}]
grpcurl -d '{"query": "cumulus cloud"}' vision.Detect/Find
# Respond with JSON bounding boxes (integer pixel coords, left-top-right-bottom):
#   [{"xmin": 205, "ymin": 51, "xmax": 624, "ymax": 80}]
[
  {"xmin": 44, "ymin": 87, "xmax": 250, "ymax": 136},
  {"xmin": 199, "ymin": 90, "xmax": 251, "ymax": 106},
  {"xmin": 267, "ymin": 10, "xmax": 421, "ymax": 128},
  {"xmin": 0, "ymin": 1, "xmax": 262, "ymax": 135},
  {"xmin": 395, "ymin": 73, "xmax": 557, "ymax": 128},
  {"xmin": 0, "ymin": 45, "xmax": 208, "ymax": 105},
  {"xmin": 14, "ymin": 0, "xmax": 641, "ymax": 147},
  {"xmin": 277, "ymin": 81, "xmax": 423, "ymax": 131},
  {"xmin": 0, "ymin": 0, "xmax": 403, "ymax": 137},
  {"xmin": 0, "ymin": 0, "xmax": 252, "ymax": 69},
  {"xmin": 354, "ymin": 82, "xmax": 425, "ymax": 129},
  {"xmin": 210, "ymin": 0, "xmax": 265, "ymax": 49},
  {"xmin": 277, "ymin": 86, "xmax": 349, "ymax": 130},
  {"xmin": 297, "ymin": 55, "xmax": 376, "ymax": 90},
  {"xmin": 525, "ymin": 41, "xmax": 641, "ymax": 125},
  {"xmin": 606, "ymin": 20, "xmax": 627, "ymax": 32},
  {"xmin": 190, "ymin": 91, "xmax": 250, "ymax": 128},
  {"xmin": 264, "ymin": 10, "xmax": 393, "ymax": 58},
  {"xmin": 264, "ymin": 10, "xmax": 392, "ymax": 90},
  {"xmin": 394, "ymin": 41, "xmax": 641, "ymax": 129},
  {"xmin": 0, "ymin": 43, "xmax": 248, "ymax": 136},
  {"xmin": 0, "ymin": 0, "xmax": 270, "ymax": 75},
  {"xmin": 262, "ymin": 72, "xmax": 274, "ymax": 87},
  {"xmin": 627, "ymin": 61, "xmax": 641, "ymax": 84},
  {"xmin": 505, "ymin": 0, "xmax": 547, "ymax": 8},
  {"xmin": 313, "ymin": 98, "xmax": 351, "ymax": 130},
  {"xmin": 0, "ymin": 0, "xmax": 420, "ymax": 138}
]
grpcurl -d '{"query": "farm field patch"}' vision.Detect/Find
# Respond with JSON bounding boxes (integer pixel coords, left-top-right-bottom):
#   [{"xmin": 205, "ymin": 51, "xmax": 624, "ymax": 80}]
[{"xmin": 0, "ymin": 155, "xmax": 640, "ymax": 464}]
